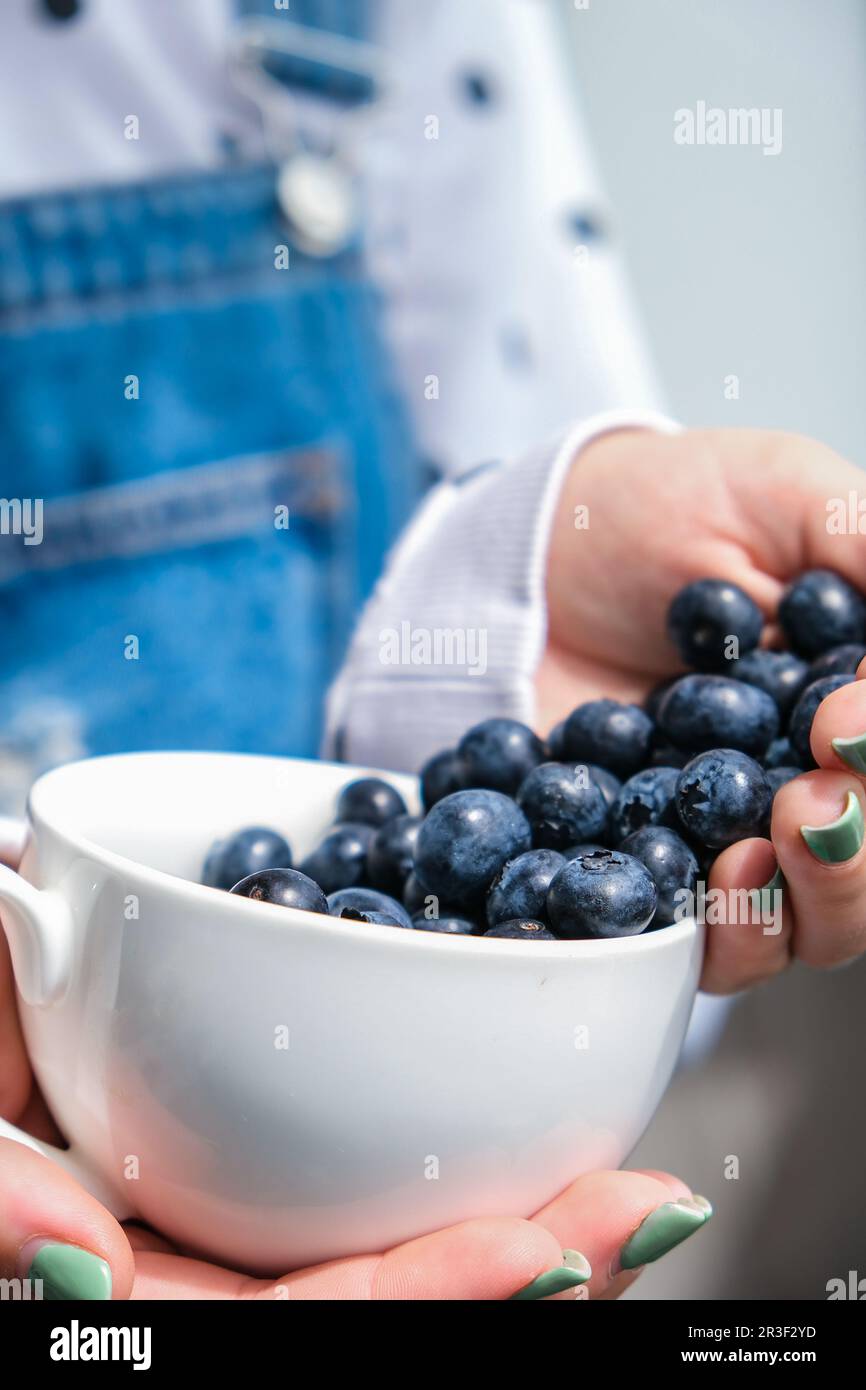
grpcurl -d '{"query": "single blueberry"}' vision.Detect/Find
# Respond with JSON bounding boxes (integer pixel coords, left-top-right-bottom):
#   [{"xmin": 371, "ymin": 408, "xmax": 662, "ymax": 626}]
[
  {"xmin": 202, "ymin": 826, "xmax": 292, "ymax": 891},
  {"xmin": 546, "ymin": 720, "xmax": 567, "ymax": 760},
  {"xmin": 667, "ymin": 578, "xmax": 763, "ymax": 670},
  {"xmin": 412, "ymin": 913, "xmax": 478, "ymax": 935},
  {"xmin": 562, "ymin": 841, "xmax": 607, "ymax": 860},
  {"xmin": 483, "ymin": 918, "xmax": 556, "ymax": 941},
  {"xmin": 546, "ymin": 850, "xmax": 657, "ymax": 939},
  {"xmin": 516, "ymin": 762, "xmax": 609, "ymax": 849},
  {"xmin": 763, "ymin": 735, "xmax": 802, "ymax": 770},
  {"xmin": 299, "ymin": 822, "xmax": 374, "ymax": 894},
  {"xmin": 457, "ymin": 717, "xmax": 546, "ymax": 795},
  {"xmin": 585, "ymin": 763, "xmax": 623, "ymax": 808},
  {"xmin": 644, "ymin": 676, "xmax": 679, "ymax": 721},
  {"xmin": 733, "ymin": 649, "xmax": 810, "ymax": 718},
  {"xmin": 608, "ymin": 766, "xmax": 680, "ymax": 844},
  {"xmin": 366, "ymin": 814, "xmax": 423, "ymax": 896},
  {"xmin": 562, "ymin": 699, "xmax": 653, "ymax": 778},
  {"xmin": 675, "ymin": 749, "xmax": 772, "ymax": 849},
  {"xmin": 659, "ymin": 674, "xmax": 778, "ymax": 757},
  {"xmin": 619, "ymin": 825, "xmax": 699, "ymax": 927},
  {"xmin": 779, "ymin": 569, "xmax": 866, "ymax": 657},
  {"xmin": 340, "ymin": 908, "xmax": 410, "ymax": 929},
  {"xmin": 809, "ymin": 643, "xmax": 866, "ymax": 679},
  {"xmin": 327, "ymin": 886, "xmax": 413, "ymax": 930},
  {"xmin": 646, "ymin": 742, "xmax": 690, "ymax": 769},
  {"xmin": 335, "ymin": 777, "xmax": 407, "ymax": 827},
  {"xmin": 230, "ymin": 867, "xmax": 328, "ymax": 915},
  {"xmin": 486, "ymin": 848, "xmax": 565, "ymax": 927},
  {"xmin": 414, "ymin": 789, "xmax": 532, "ymax": 906},
  {"xmin": 788, "ymin": 673, "xmax": 855, "ymax": 766},
  {"xmin": 419, "ymin": 748, "xmax": 467, "ymax": 810}
]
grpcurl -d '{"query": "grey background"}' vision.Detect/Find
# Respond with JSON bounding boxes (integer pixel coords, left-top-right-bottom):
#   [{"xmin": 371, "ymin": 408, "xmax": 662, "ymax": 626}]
[
  {"xmin": 563, "ymin": 0, "xmax": 866, "ymax": 1300},
  {"xmin": 565, "ymin": 0, "xmax": 866, "ymax": 463}
]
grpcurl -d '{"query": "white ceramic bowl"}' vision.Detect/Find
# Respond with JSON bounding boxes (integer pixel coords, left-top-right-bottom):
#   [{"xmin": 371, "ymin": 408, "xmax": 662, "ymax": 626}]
[{"xmin": 0, "ymin": 752, "xmax": 703, "ymax": 1273}]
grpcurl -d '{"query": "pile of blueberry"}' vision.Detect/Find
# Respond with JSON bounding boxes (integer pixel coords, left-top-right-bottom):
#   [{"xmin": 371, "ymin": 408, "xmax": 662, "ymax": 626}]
[{"xmin": 202, "ymin": 568, "xmax": 865, "ymax": 941}]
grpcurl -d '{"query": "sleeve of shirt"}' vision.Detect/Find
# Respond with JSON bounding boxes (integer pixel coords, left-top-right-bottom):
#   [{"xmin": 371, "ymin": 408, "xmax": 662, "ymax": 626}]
[
  {"xmin": 323, "ymin": 410, "xmax": 680, "ymax": 770},
  {"xmin": 323, "ymin": 0, "xmax": 678, "ymax": 769}
]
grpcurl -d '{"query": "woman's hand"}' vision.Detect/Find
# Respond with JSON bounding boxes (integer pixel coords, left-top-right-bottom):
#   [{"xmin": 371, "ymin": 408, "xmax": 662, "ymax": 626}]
[
  {"xmin": 0, "ymin": 1140, "xmax": 709, "ymax": 1300},
  {"xmin": 540, "ymin": 425, "xmax": 866, "ymax": 991}
]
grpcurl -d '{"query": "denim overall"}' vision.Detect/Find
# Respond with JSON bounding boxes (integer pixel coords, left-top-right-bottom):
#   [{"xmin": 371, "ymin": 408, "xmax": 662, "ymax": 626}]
[{"xmin": 0, "ymin": 1, "xmax": 419, "ymax": 812}]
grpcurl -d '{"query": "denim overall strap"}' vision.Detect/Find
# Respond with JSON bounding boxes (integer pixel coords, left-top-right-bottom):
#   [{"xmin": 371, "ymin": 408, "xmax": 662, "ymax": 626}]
[{"xmin": 235, "ymin": 0, "xmax": 378, "ymax": 103}]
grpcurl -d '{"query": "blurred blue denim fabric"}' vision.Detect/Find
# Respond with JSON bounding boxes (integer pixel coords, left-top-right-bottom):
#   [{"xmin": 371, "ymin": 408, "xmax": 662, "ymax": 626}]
[{"xmin": 0, "ymin": 161, "xmax": 419, "ymax": 794}]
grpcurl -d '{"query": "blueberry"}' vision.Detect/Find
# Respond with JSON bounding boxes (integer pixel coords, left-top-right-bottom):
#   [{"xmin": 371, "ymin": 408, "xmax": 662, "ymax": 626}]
[
  {"xmin": 327, "ymin": 886, "xmax": 413, "ymax": 930},
  {"xmin": 733, "ymin": 649, "xmax": 809, "ymax": 718},
  {"xmin": 619, "ymin": 825, "xmax": 699, "ymax": 927},
  {"xmin": 585, "ymin": 764, "xmax": 622, "ymax": 809},
  {"xmin": 366, "ymin": 814, "xmax": 423, "ymax": 896},
  {"xmin": 457, "ymin": 717, "xmax": 546, "ymax": 795},
  {"xmin": 202, "ymin": 826, "xmax": 292, "ymax": 891},
  {"xmin": 335, "ymin": 777, "xmax": 407, "ymax": 828},
  {"xmin": 659, "ymin": 674, "xmax": 778, "ymax": 757},
  {"xmin": 779, "ymin": 569, "xmax": 866, "ymax": 657},
  {"xmin": 230, "ymin": 867, "xmax": 328, "ymax": 915},
  {"xmin": 788, "ymin": 673, "xmax": 855, "ymax": 766},
  {"xmin": 562, "ymin": 841, "xmax": 607, "ymax": 860},
  {"xmin": 547, "ymin": 850, "xmax": 657, "ymax": 939},
  {"xmin": 644, "ymin": 676, "xmax": 678, "ymax": 721},
  {"xmin": 667, "ymin": 578, "xmax": 763, "ymax": 670},
  {"xmin": 516, "ymin": 762, "xmax": 609, "ymax": 849},
  {"xmin": 546, "ymin": 720, "xmax": 567, "ymax": 759},
  {"xmin": 608, "ymin": 766, "xmax": 679, "ymax": 844},
  {"xmin": 419, "ymin": 748, "xmax": 467, "ymax": 810},
  {"xmin": 763, "ymin": 736, "xmax": 802, "ymax": 770},
  {"xmin": 646, "ymin": 742, "xmax": 690, "ymax": 769},
  {"xmin": 340, "ymin": 908, "xmax": 409, "ymax": 929},
  {"xmin": 675, "ymin": 749, "xmax": 772, "ymax": 849},
  {"xmin": 414, "ymin": 789, "xmax": 532, "ymax": 906},
  {"xmin": 486, "ymin": 848, "xmax": 565, "ymax": 926},
  {"xmin": 299, "ymin": 822, "xmax": 374, "ymax": 894},
  {"xmin": 766, "ymin": 765, "xmax": 801, "ymax": 797},
  {"xmin": 562, "ymin": 700, "xmax": 653, "ymax": 778},
  {"xmin": 483, "ymin": 918, "xmax": 556, "ymax": 941},
  {"xmin": 809, "ymin": 643, "xmax": 866, "ymax": 679},
  {"xmin": 412, "ymin": 913, "xmax": 478, "ymax": 935}
]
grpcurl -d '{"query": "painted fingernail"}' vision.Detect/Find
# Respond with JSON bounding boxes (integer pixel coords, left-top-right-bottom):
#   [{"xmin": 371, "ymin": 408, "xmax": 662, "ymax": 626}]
[
  {"xmin": 618, "ymin": 1199, "xmax": 711, "ymax": 1272},
  {"xmin": 831, "ymin": 732, "xmax": 866, "ymax": 773},
  {"xmin": 23, "ymin": 1241, "xmax": 112, "ymax": 1300},
  {"xmin": 510, "ymin": 1249, "xmax": 592, "ymax": 1300},
  {"xmin": 800, "ymin": 789, "xmax": 864, "ymax": 864}
]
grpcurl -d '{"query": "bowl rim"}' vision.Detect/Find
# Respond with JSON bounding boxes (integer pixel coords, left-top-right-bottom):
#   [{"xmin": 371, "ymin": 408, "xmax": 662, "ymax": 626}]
[{"xmin": 25, "ymin": 750, "xmax": 700, "ymax": 960}]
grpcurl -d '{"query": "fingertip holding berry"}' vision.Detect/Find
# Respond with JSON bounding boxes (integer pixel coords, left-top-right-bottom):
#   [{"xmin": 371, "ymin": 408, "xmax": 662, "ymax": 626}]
[
  {"xmin": 510, "ymin": 1249, "xmax": 592, "ymax": 1300},
  {"xmin": 800, "ymin": 789, "xmax": 865, "ymax": 864},
  {"xmin": 615, "ymin": 1198, "xmax": 712, "ymax": 1274},
  {"xmin": 830, "ymin": 731, "xmax": 866, "ymax": 775}
]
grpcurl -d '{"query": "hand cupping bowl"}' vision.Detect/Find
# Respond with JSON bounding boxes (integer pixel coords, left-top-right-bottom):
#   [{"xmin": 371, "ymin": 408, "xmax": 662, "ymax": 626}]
[{"xmin": 0, "ymin": 752, "xmax": 703, "ymax": 1274}]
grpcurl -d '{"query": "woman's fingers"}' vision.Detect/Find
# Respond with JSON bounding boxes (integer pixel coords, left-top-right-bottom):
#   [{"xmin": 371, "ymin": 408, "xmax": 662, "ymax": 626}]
[
  {"xmin": 701, "ymin": 837, "xmax": 790, "ymax": 994},
  {"xmin": 770, "ymin": 771, "xmax": 866, "ymax": 968},
  {"xmin": 131, "ymin": 1168, "xmax": 710, "ymax": 1301},
  {"xmin": 0, "ymin": 1139, "xmax": 135, "ymax": 1299},
  {"xmin": 132, "ymin": 1217, "xmax": 567, "ymax": 1301}
]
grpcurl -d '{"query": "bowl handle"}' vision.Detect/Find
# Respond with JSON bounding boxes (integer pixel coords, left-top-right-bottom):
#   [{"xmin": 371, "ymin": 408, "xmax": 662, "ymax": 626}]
[
  {"xmin": 0, "ymin": 862, "xmax": 75, "ymax": 1006},
  {"xmin": 0, "ymin": 1116, "xmax": 133, "ymax": 1219}
]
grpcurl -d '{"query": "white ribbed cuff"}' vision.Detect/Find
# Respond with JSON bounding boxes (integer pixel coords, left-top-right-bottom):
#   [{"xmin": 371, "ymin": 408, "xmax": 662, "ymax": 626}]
[{"xmin": 323, "ymin": 409, "xmax": 681, "ymax": 771}]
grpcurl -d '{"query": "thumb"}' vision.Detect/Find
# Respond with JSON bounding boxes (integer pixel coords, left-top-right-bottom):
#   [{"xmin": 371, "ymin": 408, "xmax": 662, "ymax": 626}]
[{"xmin": 0, "ymin": 1138, "xmax": 134, "ymax": 1299}]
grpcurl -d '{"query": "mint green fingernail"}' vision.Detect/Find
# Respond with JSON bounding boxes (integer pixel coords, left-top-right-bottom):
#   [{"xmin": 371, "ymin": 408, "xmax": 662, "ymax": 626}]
[
  {"xmin": 749, "ymin": 866, "xmax": 784, "ymax": 915},
  {"xmin": 832, "ymin": 732, "xmax": 866, "ymax": 774},
  {"xmin": 619, "ymin": 1199, "xmax": 711, "ymax": 1271},
  {"xmin": 510, "ymin": 1249, "xmax": 592, "ymax": 1300},
  {"xmin": 27, "ymin": 1243, "xmax": 112, "ymax": 1300},
  {"xmin": 800, "ymin": 790, "xmax": 864, "ymax": 864}
]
